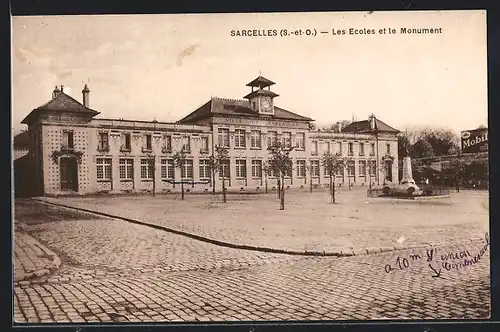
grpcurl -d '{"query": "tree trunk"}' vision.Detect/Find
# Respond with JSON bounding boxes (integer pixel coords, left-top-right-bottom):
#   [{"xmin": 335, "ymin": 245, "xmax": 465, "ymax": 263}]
[
  {"xmin": 279, "ymin": 175, "xmax": 285, "ymax": 210},
  {"xmin": 181, "ymin": 180, "xmax": 184, "ymax": 200},
  {"xmin": 330, "ymin": 175, "xmax": 334, "ymax": 204},
  {"xmin": 152, "ymin": 170, "xmax": 156, "ymax": 197},
  {"xmin": 212, "ymin": 169, "xmax": 216, "ymax": 195},
  {"xmin": 277, "ymin": 177, "xmax": 281, "ymax": 199},
  {"xmin": 265, "ymin": 175, "xmax": 268, "ymax": 194},
  {"xmin": 309, "ymin": 175, "xmax": 312, "ymax": 193},
  {"xmin": 348, "ymin": 174, "xmax": 351, "ymax": 191},
  {"xmin": 456, "ymin": 175, "xmax": 460, "ymax": 193},
  {"xmin": 222, "ymin": 178, "xmax": 227, "ymax": 203}
]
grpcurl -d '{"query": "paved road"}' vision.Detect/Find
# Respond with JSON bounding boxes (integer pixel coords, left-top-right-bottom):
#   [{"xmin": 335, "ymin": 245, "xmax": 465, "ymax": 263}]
[{"xmin": 13, "ymin": 200, "xmax": 491, "ymax": 323}]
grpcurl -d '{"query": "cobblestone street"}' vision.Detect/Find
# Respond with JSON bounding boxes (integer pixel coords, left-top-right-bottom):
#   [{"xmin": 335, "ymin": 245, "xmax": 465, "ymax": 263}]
[{"xmin": 13, "ymin": 198, "xmax": 491, "ymax": 323}]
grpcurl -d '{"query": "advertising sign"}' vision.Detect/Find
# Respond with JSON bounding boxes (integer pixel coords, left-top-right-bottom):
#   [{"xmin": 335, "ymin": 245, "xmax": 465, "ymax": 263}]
[{"xmin": 461, "ymin": 128, "xmax": 488, "ymax": 154}]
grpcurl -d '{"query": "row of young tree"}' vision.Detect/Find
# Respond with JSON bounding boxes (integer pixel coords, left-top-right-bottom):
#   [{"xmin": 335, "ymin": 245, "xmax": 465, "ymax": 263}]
[{"xmin": 143, "ymin": 141, "xmax": 350, "ymax": 210}]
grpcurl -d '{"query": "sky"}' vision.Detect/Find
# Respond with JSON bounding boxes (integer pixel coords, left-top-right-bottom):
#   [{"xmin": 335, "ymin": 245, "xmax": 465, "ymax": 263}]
[{"xmin": 11, "ymin": 10, "xmax": 487, "ymax": 136}]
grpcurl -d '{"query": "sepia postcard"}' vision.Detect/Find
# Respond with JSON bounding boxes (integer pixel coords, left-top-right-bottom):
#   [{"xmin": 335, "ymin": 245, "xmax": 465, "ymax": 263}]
[{"xmin": 11, "ymin": 10, "xmax": 489, "ymax": 324}]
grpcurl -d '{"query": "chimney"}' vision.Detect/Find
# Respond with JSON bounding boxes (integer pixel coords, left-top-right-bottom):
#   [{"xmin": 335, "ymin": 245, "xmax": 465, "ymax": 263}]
[
  {"xmin": 52, "ymin": 86, "xmax": 61, "ymax": 99},
  {"xmin": 369, "ymin": 114, "xmax": 376, "ymax": 130},
  {"xmin": 60, "ymin": 85, "xmax": 64, "ymax": 93},
  {"xmin": 337, "ymin": 123, "xmax": 342, "ymax": 133},
  {"xmin": 82, "ymin": 84, "xmax": 90, "ymax": 108}
]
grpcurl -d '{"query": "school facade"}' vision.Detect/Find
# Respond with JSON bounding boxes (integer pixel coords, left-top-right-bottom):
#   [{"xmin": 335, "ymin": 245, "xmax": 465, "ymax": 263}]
[{"xmin": 18, "ymin": 76, "xmax": 400, "ymax": 196}]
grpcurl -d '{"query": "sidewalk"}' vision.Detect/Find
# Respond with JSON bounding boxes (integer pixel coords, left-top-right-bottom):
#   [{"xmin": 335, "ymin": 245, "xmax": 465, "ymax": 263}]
[{"xmin": 14, "ymin": 222, "xmax": 61, "ymax": 283}]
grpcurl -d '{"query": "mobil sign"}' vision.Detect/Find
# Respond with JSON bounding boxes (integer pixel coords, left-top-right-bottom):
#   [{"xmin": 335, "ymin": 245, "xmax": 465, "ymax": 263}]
[{"xmin": 461, "ymin": 128, "xmax": 488, "ymax": 154}]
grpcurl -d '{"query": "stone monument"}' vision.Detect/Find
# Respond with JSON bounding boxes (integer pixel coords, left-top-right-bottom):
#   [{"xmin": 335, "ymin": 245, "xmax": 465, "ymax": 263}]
[{"xmin": 400, "ymin": 156, "xmax": 418, "ymax": 188}]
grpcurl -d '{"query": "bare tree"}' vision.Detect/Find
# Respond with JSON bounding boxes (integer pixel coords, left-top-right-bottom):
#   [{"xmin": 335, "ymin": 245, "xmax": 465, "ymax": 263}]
[
  {"xmin": 145, "ymin": 153, "xmax": 156, "ymax": 196},
  {"xmin": 305, "ymin": 164, "xmax": 313, "ymax": 193},
  {"xmin": 321, "ymin": 151, "xmax": 345, "ymax": 203},
  {"xmin": 213, "ymin": 146, "xmax": 229, "ymax": 203},
  {"xmin": 172, "ymin": 150, "xmax": 187, "ymax": 200},
  {"xmin": 262, "ymin": 161, "xmax": 270, "ymax": 194},
  {"xmin": 268, "ymin": 141, "xmax": 294, "ymax": 210}
]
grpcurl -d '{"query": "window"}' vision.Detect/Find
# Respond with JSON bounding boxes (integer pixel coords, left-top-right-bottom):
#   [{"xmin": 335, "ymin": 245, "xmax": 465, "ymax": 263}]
[
  {"xmin": 98, "ymin": 132, "xmax": 109, "ymax": 151},
  {"xmin": 296, "ymin": 160, "xmax": 306, "ymax": 177},
  {"xmin": 219, "ymin": 160, "xmax": 230, "ymax": 178},
  {"xmin": 163, "ymin": 135, "xmax": 172, "ymax": 152},
  {"xmin": 97, "ymin": 158, "xmax": 112, "ymax": 180},
  {"xmin": 359, "ymin": 160, "xmax": 367, "ymax": 175},
  {"xmin": 252, "ymin": 101, "xmax": 257, "ymax": 110},
  {"xmin": 296, "ymin": 133, "xmax": 305, "ymax": 150},
  {"xmin": 181, "ymin": 159, "xmax": 193, "ymax": 179},
  {"xmin": 369, "ymin": 160, "xmax": 377, "ymax": 176},
  {"xmin": 359, "ymin": 143, "xmax": 365, "ymax": 156},
  {"xmin": 182, "ymin": 136, "xmax": 191, "ymax": 152},
  {"xmin": 311, "ymin": 160, "xmax": 320, "ymax": 177},
  {"xmin": 119, "ymin": 158, "xmax": 134, "ymax": 180},
  {"xmin": 161, "ymin": 159, "xmax": 174, "ymax": 179},
  {"xmin": 200, "ymin": 137, "xmax": 209, "ymax": 152},
  {"xmin": 144, "ymin": 134, "xmax": 152, "ymax": 151},
  {"xmin": 338, "ymin": 142, "xmax": 343, "ymax": 155},
  {"xmin": 218, "ymin": 128, "xmax": 230, "ymax": 148},
  {"xmin": 199, "ymin": 159, "xmax": 211, "ymax": 179},
  {"xmin": 348, "ymin": 143, "xmax": 354, "ymax": 156},
  {"xmin": 236, "ymin": 159, "xmax": 247, "ymax": 178},
  {"xmin": 235, "ymin": 129, "xmax": 246, "ymax": 148},
  {"xmin": 347, "ymin": 160, "xmax": 355, "ymax": 176},
  {"xmin": 267, "ymin": 131, "xmax": 278, "ymax": 148},
  {"xmin": 335, "ymin": 165, "xmax": 343, "ymax": 176},
  {"xmin": 251, "ymin": 160, "xmax": 262, "ymax": 178},
  {"xmin": 311, "ymin": 141, "xmax": 318, "ymax": 155},
  {"xmin": 140, "ymin": 159, "xmax": 153, "ymax": 179},
  {"xmin": 121, "ymin": 133, "xmax": 131, "ymax": 151},
  {"xmin": 62, "ymin": 131, "xmax": 74, "ymax": 149},
  {"xmin": 386, "ymin": 144, "xmax": 391, "ymax": 155},
  {"xmin": 251, "ymin": 130, "xmax": 261, "ymax": 149},
  {"xmin": 282, "ymin": 132, "xmax": 292, "ymax": 148},
  {"xmin": 325, "ymin": 141, "xmax": 331, "ymax": 153},
  {"xmin": 370, "ymin": 143, "xmax": 376, "ymax": 156}
]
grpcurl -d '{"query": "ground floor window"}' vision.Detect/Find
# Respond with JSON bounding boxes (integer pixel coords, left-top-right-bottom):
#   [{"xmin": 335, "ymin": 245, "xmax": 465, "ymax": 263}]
[
  {"xmin": 97, "ymin": 158, "xmax": 112, "ymax": 180},
  {"xmin": 369, "ymin": 160, "xmax": 377, "ymax": 176},
  {"xmin": 251, "ymin": 160, "xmax": 262, "ymax": 178},
  {"xmin": 236, "ymin": 159, "xmax": 247, "ymax": 179},
  {"xmin": 161, "ymin": 159, "xmax": 174, "ymax": 179},
  {"xmin": 140, "ymin": 159, "xmax": 153, "ymax": 179},
  {"xmin": 219, "ymin": 160, "xmax": 230, "ymax": 178},
  {"xmin": 119, "ymin": 158, "xmax": 133, "ymax": 180},
  {"xmin": 199, "ymin": 159, "xmax": 211, "ymax": 179},
  {"xmin": 347, "ymin": 160, "xmax": 355, "ymax": 176},
  {"xmin": 311, "ymin": 160, "xmax": 320, "ymax": 177},
  {"xmin": 181, "ymin": 159, "xmax": 194, "ymax": 179},
  {"xmin": 359, "ymin": 160, "xmax": 367, "ymax": 176},
  {"xmin": 297, "ymin": 160, "xmax": 306, "ymax": 177}
]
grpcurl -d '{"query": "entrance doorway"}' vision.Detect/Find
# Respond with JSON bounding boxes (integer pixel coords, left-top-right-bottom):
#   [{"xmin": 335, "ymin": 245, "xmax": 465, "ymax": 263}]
[
  {"xmin": 385, "ymin": 160, "xmax": 393, "ymax": 182},
  {"xmin": 60, "ymin": 157, "xmax": 78, "ymax": 191}
]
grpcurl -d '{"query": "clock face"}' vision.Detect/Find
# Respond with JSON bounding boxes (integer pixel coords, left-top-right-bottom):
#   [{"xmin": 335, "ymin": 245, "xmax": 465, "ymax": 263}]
[{"xmin": 261, "ymin": 99, "xmax": 271, "ymax": 111}]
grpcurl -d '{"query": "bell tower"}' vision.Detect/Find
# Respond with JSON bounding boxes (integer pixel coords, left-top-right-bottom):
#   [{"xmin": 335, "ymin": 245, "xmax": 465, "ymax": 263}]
[{"xmin": 244, "ymin": 75, "xmax": 279, "ymax": 115}]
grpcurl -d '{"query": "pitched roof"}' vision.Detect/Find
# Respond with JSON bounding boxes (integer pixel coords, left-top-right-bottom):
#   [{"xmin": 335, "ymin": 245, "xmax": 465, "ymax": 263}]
[
  {"xmin": 13, "ymin": 131, "xmax": 30, "ymax": 148},
  {"xmin": 246, "ymin": 76, "xmax": 275, "ymax": 88},
  {"xmin": 243, "ymin": 89, "xmax": 279, "ymax": 99},
  {"xmin": 342, "ymin": 118, "xmax": 400, "ymax": 133},
  {"xmin": 177, "ymin": 98, "xmax": 313, "ymax": 124},
  {"xmin": 21, "ymin": 92, "xmax": 100, "ymax": 125}
]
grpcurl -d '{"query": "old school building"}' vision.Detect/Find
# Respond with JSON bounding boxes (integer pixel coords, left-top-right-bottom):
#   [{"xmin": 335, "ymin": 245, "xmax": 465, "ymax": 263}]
[{"xmin": 17, "ymin": 76, "xmax": 400, "ymax": 196}]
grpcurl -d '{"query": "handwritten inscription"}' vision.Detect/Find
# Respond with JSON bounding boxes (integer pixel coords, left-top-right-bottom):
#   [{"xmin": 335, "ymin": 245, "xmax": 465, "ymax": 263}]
[{"xmin": 384, "ymin": 233, "xmax": 489, "ymax": 278}]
